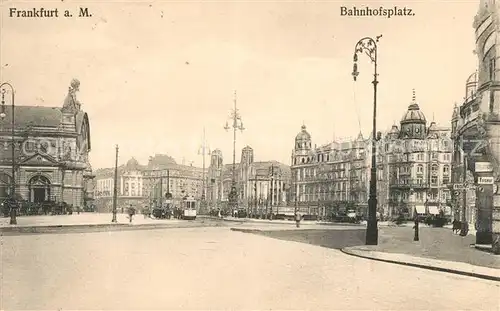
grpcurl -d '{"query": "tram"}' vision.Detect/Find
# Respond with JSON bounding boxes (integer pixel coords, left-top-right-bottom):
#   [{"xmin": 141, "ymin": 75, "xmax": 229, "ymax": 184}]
[{"xmin": 181, "ymin": 196, "xmax": 197, "ymax": 220}]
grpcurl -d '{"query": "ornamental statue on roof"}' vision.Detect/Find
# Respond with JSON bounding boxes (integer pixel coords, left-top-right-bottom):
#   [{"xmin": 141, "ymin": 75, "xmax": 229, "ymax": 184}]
[{"xmin": 62, "ymin": 79, "xmax": 82, "ymax": 113}]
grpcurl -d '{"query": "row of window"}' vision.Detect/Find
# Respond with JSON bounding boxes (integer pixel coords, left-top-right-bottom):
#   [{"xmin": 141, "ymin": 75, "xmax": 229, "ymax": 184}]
[
  {"xmin": 393, "ymin": 176, "xmax": 450, "ymax": 185},
  {"xmin": 387, "ymin": 152, "xmax": 451, "ymax": 163},
  {"xmin": 391, "ymin": 191, "xmax": 450, "ymax": 201}
]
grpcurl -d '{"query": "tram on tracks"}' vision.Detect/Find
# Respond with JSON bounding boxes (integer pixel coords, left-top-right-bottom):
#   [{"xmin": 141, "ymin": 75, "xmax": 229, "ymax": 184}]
[{"xmin": 181, "ymin": 195, "xmax": 197, "ymax": 220}]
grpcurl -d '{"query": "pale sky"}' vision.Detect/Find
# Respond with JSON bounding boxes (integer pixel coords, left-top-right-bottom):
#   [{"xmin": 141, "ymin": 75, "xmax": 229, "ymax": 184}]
[{"xmin": 0, "ymin": 0, "xmax": 479, "ymax": 169}]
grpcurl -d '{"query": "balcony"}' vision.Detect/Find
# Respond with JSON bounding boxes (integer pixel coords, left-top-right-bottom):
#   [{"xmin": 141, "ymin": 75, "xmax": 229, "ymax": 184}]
[{"xmin": 390, "ymin": 180, "xmax": 429, "ymax": 189}]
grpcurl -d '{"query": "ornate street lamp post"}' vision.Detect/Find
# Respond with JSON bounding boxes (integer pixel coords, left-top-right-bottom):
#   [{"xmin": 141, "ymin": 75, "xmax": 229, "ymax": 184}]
[
  {"xmin": 0, "ymin": 82, "xmax": 17, "ymax": 225},
  {"xmin": 224, "ymin": 91, "xmax": 245, "ymax": 215},
  {"xmin": 112, "ymin": 144, "xmax": 119, "ymax": 223},
  {"xmin": 352, "ymin": 35, "xmax": 382, "ymax": 245}
]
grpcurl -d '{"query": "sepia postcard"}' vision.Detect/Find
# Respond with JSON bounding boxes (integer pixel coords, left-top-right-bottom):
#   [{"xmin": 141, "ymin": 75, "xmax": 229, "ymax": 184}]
[{"xmin": 0, "ymin": 0, "xmax": 499, "ymax": 310}]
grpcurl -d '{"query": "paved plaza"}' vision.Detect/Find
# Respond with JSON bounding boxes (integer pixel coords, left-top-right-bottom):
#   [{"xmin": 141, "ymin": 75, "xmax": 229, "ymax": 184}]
[
  {"xmin": 0, "ymin": 212, "xmax": 182, "ymax": 228},
  {"xmin": 1, "ymin": 227, "xmax": 498, "ymax": 310}
]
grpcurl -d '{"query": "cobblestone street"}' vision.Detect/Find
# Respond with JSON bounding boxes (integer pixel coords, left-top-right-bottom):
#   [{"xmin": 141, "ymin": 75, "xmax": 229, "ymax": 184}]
[{"xmin": 1, "ymin": 227, "xmax": 498, "ymax": 310}]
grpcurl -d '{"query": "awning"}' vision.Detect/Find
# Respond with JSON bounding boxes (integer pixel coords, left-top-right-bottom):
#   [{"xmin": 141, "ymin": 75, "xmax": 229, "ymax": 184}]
[
  {"xmin": 428, "ymin": 206, "xmax": 440, "ymax": 215},
  {"xmin": 415, "ymin": 205, "xmax": 426, "ymax": 214}
]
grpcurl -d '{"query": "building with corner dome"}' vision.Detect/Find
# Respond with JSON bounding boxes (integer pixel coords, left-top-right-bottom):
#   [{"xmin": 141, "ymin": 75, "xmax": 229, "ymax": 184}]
[
  {"xmin": 383, "ymin": 90, "xmax": 453, "ymax": 219},
  {"xmin": 290, "ymin": 90, "xmax": 452, "ymax": 220},
  {"xmin": 0, "ymin": 79, "xmax": 94, "ymax": 209}
]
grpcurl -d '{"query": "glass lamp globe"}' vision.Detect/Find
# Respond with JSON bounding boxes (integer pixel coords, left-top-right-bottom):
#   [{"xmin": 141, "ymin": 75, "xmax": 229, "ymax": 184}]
[{"xmin": 0, "ymin": 112, "xmax": 6, "ymax": 119}]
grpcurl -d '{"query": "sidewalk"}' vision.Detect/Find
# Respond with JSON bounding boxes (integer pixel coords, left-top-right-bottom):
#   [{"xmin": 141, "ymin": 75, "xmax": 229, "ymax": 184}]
[
  {"xmin": 341, "ymin": 226, "xmax": 500, "ymax": 281},
  {"xmin": 341, "ymin": 247, "xmax": 500, "ymax": 281},
  {"xmin": 219, "ymin": 216, "xmax": 365, "ymax": 227},
  {"xmin": 0, "ymin": 212, "xmax": 186, "ymax": 233}
]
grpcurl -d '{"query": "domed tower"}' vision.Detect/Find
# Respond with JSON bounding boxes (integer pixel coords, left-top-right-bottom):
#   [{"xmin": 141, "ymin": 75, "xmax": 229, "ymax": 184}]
[
  {"xmin": 400, "ymin": 89, "xmax": 427, "ymax": 140},
  {"xmin": 293, "ymin": 124, "xmax": 312, "ymax": 165},
  {"xmin": 241, "ymin": 146, "xmax": 254, "ymax": 166},
  {"xmin": 125, "ymin": 157, "xmax": 140, "ymax": 172},
  {"xmin": 387, "ymin": 125, "xmax": 400, "ymax": 140}
]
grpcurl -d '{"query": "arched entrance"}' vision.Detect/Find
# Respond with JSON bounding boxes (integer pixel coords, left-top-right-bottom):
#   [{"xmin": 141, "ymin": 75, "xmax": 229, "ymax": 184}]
[
  {"xmin": 0, "ymin": 172, "xmax": 12, "ymax": 200},
  {"xmin": 29, "ymin": 175, "xmax": 51, "ymax": 203}
]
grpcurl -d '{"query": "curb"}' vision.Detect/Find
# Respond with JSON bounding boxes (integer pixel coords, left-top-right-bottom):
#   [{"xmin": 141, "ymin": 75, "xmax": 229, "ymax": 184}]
[
  {"xmin": 340, "ymin": 248, "xmax": 500, "ymax": 282},
  {"xmin": 0, "ymin": 221, "xmax": 222, "ymax": 235},
  {"xmin": 230, "ymin": 228, "xmax": 263, "ymax": 233},
  {"xmin": 223, "ymin": 218, "xmax": 364, "ymax": 227}
]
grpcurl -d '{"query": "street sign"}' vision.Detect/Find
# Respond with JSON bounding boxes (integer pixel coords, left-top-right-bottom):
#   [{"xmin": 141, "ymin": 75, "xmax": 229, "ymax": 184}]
[
  {"xmin": 475, "ymin": 162, "xmax": 493, "ymax": 173},
  {"xmin": 462, "ymin": 139, "xmax": 488, "ymax": 157},
  {"xmin": 453, "ymin": 184, "xmax": 465, "ymax": 190},
  {"xmin": 478, "ymin": 177, "xmax": 494, "ymax": 185}
]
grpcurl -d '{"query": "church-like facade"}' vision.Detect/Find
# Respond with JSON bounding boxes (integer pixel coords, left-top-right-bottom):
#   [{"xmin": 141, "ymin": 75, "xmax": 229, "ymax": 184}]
[{"xmin": 0, "ymin": 79, "xmax": 94, "ymax": 209}]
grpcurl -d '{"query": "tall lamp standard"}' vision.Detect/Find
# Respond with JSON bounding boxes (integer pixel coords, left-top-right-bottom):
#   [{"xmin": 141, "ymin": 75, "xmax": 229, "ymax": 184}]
[
  {"xmin": 224, "ymin": 91, "xmax": 245, "ymax": 215},
  {"xmin": 111, "ymin": 144, "xmax": 119, "ymax": 223},
  {"xmin": 0, "ymin": 82, "xmax": 17, "ymax": 225},
  {"xmin": 352, "ymin": 34, "xmax": 382, "ymax": 245}
]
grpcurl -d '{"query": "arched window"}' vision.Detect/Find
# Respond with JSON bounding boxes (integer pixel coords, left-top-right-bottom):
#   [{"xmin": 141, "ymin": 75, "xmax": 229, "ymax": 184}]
[
  {"xmin": 0, "ymin": 173, "xmax": 13, "ymax": 199},
  {"xmin": 416, "ymin": 164, "xmax": 424, "ymax": 174}
]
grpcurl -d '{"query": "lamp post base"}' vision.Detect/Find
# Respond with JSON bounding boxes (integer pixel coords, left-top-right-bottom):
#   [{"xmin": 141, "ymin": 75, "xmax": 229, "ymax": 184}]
[
  {"xmin": 413, "ymin": 221, "xmax": 419, "ymax": 241},
  {"xmin": 111, "ymin": 212, "xmax": 117, "ymax": 223},
  {"xmin": 9, "ymin": 209, "xmax": 17, "ymax": 225},
  {"xmin": 365, "ymin": 220, "xmax": 378, "ymax": 245}
]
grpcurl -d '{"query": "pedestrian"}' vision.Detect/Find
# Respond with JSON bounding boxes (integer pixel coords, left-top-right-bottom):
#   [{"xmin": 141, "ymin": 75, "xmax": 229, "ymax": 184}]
[
  {"xmin": 295, "ymin": 212, "xmax": 301, "ymax": 228},
  {"xmin": 128, "ymin": 205, "xmax": 135, "ymax": 223}
]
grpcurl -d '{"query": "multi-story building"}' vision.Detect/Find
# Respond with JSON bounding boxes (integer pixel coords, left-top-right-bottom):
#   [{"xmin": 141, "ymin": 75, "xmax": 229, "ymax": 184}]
[
  {"xmin": 0, "ymin": 79, "xmax": 94, "ymax": 209},
  {"xmin": 94, "ymin": 154, "xmax": 206, "ymax": 212},
  {"xmin": 290, "ymin": 91, "xmax": 452, "ymax": 220},
  {"xmin": 291, "ymin": 126, "xmax": 370, "ymax": 217},
  {"xmin": 383, "ymin": 91, "xmax": 453, "ymax": 219},
  {"xmin": 207, "ymin": 146, "xmax": 291, "ymax": 215},
  {"xmin": 451, "ymin": 0, "xmax": 500, "ymax": 249}
]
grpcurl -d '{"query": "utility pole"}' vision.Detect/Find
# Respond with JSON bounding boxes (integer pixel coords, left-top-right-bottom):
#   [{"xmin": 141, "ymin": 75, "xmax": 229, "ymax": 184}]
[
  {"xmin": 159, "ymin": 171, "xmax": 163, "ymax": 206},
  {"xmin": 198, "ymin": 128, "xmax": 210, "ymax": 213},
  {"xmin": 167, "ymin": 169, "xmax": 170, "ymax": 194},
  {"xmin": 270, "ymin": 164, "xmax": 274, "ymax": 219},
  {"xmin": 461, "ymin": 153, "xmax": 468, "ymax": 236},
  {"xmin": 254, "ymin": 178, "xmax": 258, "ymax": 216},
  {"xmin": 112, "ymin": 145, "xmax": 119, "ymax": 223},
  {"xmin": 0, "ymin": 82, "xmax": 17, "ymax": 225}
]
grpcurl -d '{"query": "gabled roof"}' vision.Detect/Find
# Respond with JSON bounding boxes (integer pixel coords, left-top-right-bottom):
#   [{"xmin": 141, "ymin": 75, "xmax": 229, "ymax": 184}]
[{"xmin": 18, "ymin": 152, "xmax": 59, "ymax": 166}]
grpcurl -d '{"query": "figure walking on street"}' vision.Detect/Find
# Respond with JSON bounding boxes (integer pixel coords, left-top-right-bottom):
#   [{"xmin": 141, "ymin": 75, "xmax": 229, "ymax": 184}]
[
  {"xmin": 128, "ymin": 205, "xmax": 135, "ymax": 223},
  {"xmin": 295, "ymin": 212, "xmax": 301, "ymax": 228}
]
